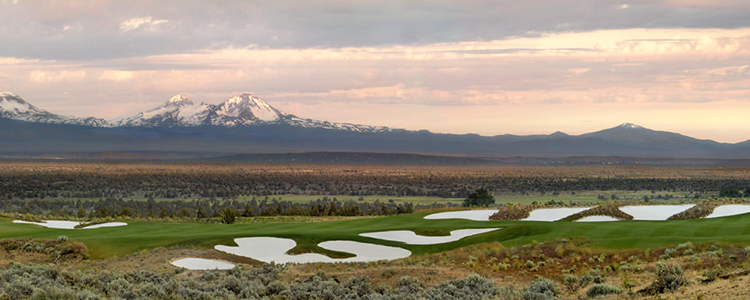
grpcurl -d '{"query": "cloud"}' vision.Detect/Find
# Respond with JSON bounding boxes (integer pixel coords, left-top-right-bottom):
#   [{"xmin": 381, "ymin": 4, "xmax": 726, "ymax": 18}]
[
  {"xmin": 1, "ymin": 5, "xmax": 750, "ymax": 143},
  {"xmin": 568, "ymin": 68, "xmax": 591, "ymax": 75},
  {"xmin": 28, "ymin": 70, "xmax": 85, "ymax": 83},
  {"xmin": 119, "ymin": 16, "xmax": 168, "ymax": 32},
  {"xmin": 1, "ymin": 1, "xmax": 750, "ymax": 60},
  {"xmin": 98, "ymin": 70, "xmax": 135, "ymax": 81},
  {"xmin": 618, "ymin": 4, "xmax": 629, "ymax": 9},
  {"xmin": 660, "ymin": 0, "xmax": 750, "ymax": 8}
]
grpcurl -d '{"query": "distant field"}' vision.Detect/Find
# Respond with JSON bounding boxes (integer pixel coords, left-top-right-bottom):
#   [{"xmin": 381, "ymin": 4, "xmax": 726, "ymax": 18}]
[{"xmin": 3, "ymin": 208, "xmax": 750, "ymax": 260}]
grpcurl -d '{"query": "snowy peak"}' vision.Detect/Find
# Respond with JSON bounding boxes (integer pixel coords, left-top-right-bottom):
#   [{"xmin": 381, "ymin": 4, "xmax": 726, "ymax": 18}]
[
  {"xmin": 1, "ymin": 91, "xmax": 20, "ymax": 98},
  {"xmin": 0, "ymin": 92, "xmax": 34, "ymax": 113},
  {"xmin": 217, "ymin": 93, "xmax": 281, "ymax": 123},
  {"xmin": 115, "ymin": 94, "xmax": 207, "ymax": 127},
  {"xmin": 616, "ymin": 123, "xmax": 644, "ymax": 130},
  {"xmin": 167, "ymin": 94, "xmax": 193, "ymax": 106},
  {"xmin": 0, "ymin": 92, "xmax": 108, "ymax": 126},
  {"xmin": 116, "ymin": 93, "xmax": 285, "ymax": 127}
]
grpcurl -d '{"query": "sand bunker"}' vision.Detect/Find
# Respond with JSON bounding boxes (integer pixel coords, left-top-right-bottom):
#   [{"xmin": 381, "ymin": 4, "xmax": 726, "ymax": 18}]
[
  {"xmin": 82, "ymin": 222, "xmax": 128, "ymax": 229},
  {"xmin": 619, "ymin": 204, "xmax": 694, "ymax": 221},
  {"xmin": 522, "ymin": 207, "xmax": 591, "ymax": 222},
  {"xmin": 423, "ymin": 210, "xmax": 497, "ymax": 221},
  {"xmin": 171, "ymin": 258, "xmax": 236, "ymax": 270},
  {"xmin": 13, "ymin": 220, "xmax": 81, "ymax": 229},
  {"xmin": 575, "ymin": 216, "xmax": 620, "ymax": 222},
  {"xmin": 12, "ymin": 220, "xmax": 128, "ymax": 230},
  {"xmin": 705, "ymin": 205, "xmax": 750, "ymax": 219},
  {"xmin": 360, "ymin": 228, "xmax": 500, "ymax": 245},
  {"xmin": 215, "ymin": 237, "xmax": 411, "ymax": 264},
  {"xmin": 319, "ymin": 241, "xmax": 412, "ymax": 262}
]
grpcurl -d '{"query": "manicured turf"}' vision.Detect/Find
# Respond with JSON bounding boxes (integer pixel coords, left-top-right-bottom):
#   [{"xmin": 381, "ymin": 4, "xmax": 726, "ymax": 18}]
[{"xmin": 2, "ymin": 210, "xmax": 749, "ymax": 260}]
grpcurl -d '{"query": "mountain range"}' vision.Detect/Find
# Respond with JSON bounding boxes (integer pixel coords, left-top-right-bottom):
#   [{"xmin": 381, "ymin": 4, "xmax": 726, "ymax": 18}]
[
  {"xmin": 0, "ymin": 92, "xmax": 387, "ymax": 132},
  {"xmin": 1, "ymin": 91, "xmax": 749, "ymax": 161}
]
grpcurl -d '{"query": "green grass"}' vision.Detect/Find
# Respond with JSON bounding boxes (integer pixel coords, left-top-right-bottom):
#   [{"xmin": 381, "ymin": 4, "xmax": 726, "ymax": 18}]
[{"xmin": 2, "ymin": 208, "xmax": 750, "ymax": 260}]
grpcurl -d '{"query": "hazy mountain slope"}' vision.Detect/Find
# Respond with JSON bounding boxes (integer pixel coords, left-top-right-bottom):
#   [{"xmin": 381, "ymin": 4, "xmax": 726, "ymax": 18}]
[
  {"xmin": 1, "ymin": 93, "xmax": 750, "ymax": 159},
  {"xmin": 0, "ymin": 92, "xmax": 108, "ymax": 127},
  {"xmin": 113, "ymin": 93, "xmax": 389, "ymax": 132},
  {"xmin": 201, "ymin": 152, "xmax": 492, "ymax": 164}
]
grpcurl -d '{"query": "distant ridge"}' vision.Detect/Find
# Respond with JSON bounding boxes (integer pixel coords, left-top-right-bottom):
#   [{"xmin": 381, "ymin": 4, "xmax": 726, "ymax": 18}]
[{"xmin": 1, "ymin": 92, "xmax": 750, "ymax": 160}]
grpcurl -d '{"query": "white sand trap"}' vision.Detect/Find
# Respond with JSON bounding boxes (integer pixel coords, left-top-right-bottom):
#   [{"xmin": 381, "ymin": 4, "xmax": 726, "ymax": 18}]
[
  {"xmin": 171, "ymin": 258, "xmax": 236, "ymax": 270},
  {"xmin": 620, "ymin": 204, "xmax": 694, "ymax": 220},
  {"xmin": 705, "ymin": 205, "xmax": 750, "ymax": 219},
  {"xmin": 575, "ymin": 216, "xmax": 620, "ymax": 222},
  {"xmin": 522, "ymin": 207, "xmax": 591, "ymax": 222},
  {"xmin": 319, "ymin": 241, "xmax": 411, "ymax": 262},
  {"xmin": 81, "ymin": 222, "xmax": 128, "ymax": 229},
  {"xmin": 215, "ymin": 237, "xmax": 411, "ymax": 264},
  {"xmin": 13, "ymin": 220, "xmax": 82, "ymax": 229},
  {"xmin": 423, "ymin": 210, "xmax": 497, "ymax": 221},
  {"xmin": 360, "ymin": 228, "xmax": 500, "ymax": 245},
  {"xmin": 13, "ymin": 220, "xmax": 128, "ymax": 230}
]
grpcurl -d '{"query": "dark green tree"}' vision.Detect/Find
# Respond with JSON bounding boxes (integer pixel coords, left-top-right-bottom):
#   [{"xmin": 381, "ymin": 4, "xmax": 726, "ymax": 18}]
[
  {"xmin": 242, "ymin": 204, "xmax": 255, "ymax": 217},
  {"xmin": 462, "ymin": 188, "xmax": 495, "ymax": 207},
  {"xmin": 76, "ymin": 207, "xmax": 86, "ymax": 218},
  {"xmin": 196, "ymin": 205, "xmax": 207, "ymax": 218},
  {"xmin": 220, "ymin": 206, "xmax": 236, "ymax": 224}
]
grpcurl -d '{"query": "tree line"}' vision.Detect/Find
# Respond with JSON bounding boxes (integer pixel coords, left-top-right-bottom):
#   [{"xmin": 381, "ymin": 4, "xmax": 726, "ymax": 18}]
[
  {"xmin": 3, "ymin": 196, "xmax": 437, "ymax": 220},
  {"xmin": 1, "ymin": 163, "xmax": 748, "ymax": 201}
]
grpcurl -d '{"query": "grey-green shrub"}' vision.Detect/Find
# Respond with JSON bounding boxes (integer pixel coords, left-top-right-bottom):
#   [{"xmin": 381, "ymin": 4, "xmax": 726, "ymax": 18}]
[
  {"xmin": 641, "ymin": 263, "xmax": 685, "ymax": 295},
  {"xmin": 522, "ymin": 277, "xmax": 559, "ymax": 300},
  {"xmin": 586, "ymin": 284, "xmax": 622, "ymax": 298},
  {"xmin": 563, "ymin": 275, "xmax": 579, "ymax": 291}
]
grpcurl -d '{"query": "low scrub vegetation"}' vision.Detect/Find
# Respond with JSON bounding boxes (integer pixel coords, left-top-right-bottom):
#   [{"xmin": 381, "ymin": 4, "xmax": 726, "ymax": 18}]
[
  {"xmin": 489, "ymin": 204, "xmax": 532, "ymax": 220},
  {"xmin": 667, "ymin": 198, "xmax": 742, "ymax": 220},
  {"xmin": 1, "ymin": 162, "xmax": 746, "ymax": 202},
  {"xmin": 586, "ymin": 284, "xmax": 622, "ymax": 298},
  {"xmin": 0, "ymin": 263, "xmax": 525, "ymax": 300},
  {"xmin": 561, "ymin": 202, "xmax": 633, "ymax": 221},
  {"xmin": 0, "ymin": 238, "xmax": 88, "ymax": 262},
  {"xmin": 522, "ymin": 277, "xmax": 560, "ymax": 300},
  {"xmin": 639, "ymin": 263, "xmax": 685, "ymax": 295}
]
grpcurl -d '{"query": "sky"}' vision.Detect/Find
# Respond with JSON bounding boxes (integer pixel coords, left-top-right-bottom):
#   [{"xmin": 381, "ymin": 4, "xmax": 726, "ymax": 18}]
[{"xmin": 1, "ymin": 0, "xmax": 749, "ymax": 142}]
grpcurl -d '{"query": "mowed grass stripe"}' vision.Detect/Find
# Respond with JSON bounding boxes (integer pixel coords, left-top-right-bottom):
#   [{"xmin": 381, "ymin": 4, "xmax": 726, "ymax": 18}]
[{"xmin": 2, "ymin": 211, "xmax": 750, "ymax": 259}]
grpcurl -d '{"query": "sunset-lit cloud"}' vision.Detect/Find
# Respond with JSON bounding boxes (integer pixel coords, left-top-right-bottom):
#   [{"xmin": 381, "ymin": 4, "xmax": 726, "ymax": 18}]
[
  {"xmin": 29, "ymin": 70, "xmax": 86, "ymax": 83},
  {"xmin": 1, "ymin": 1, "xmax": 749, "ymax": 142},
  {"xmin": 98, "ymin": 70, "xmax": 136, "ymax": 81},
  {"xmin": 119, "ymin": 17, "xmax": 168, "ymax": 32}
]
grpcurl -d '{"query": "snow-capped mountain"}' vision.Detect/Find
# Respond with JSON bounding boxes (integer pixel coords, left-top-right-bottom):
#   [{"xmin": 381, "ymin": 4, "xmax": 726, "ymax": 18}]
[
  {"xmin": 0, "ymin": 92, "xmax": 108, "ymax": 127},
  {"xmin": 2, "ymin": 91, "xmax": 750, "ymax": 159},
  {"xmin": 115, "ymin": 94, "xmax": 209, "ymax": 127},
  {"xmin": 0, "ymin": 92, "xmax": 388, "ymax": 132},
  {"xmin": 213, "ymin": 94, "xmax": 282, "ymax": 124},
  {"xmin": 114, "ymin": 93, "xmax": 390, "ymax": 132},
  {"xmin": 1, "ymin": 92, "xmax": 391, "ymax": 133}
]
